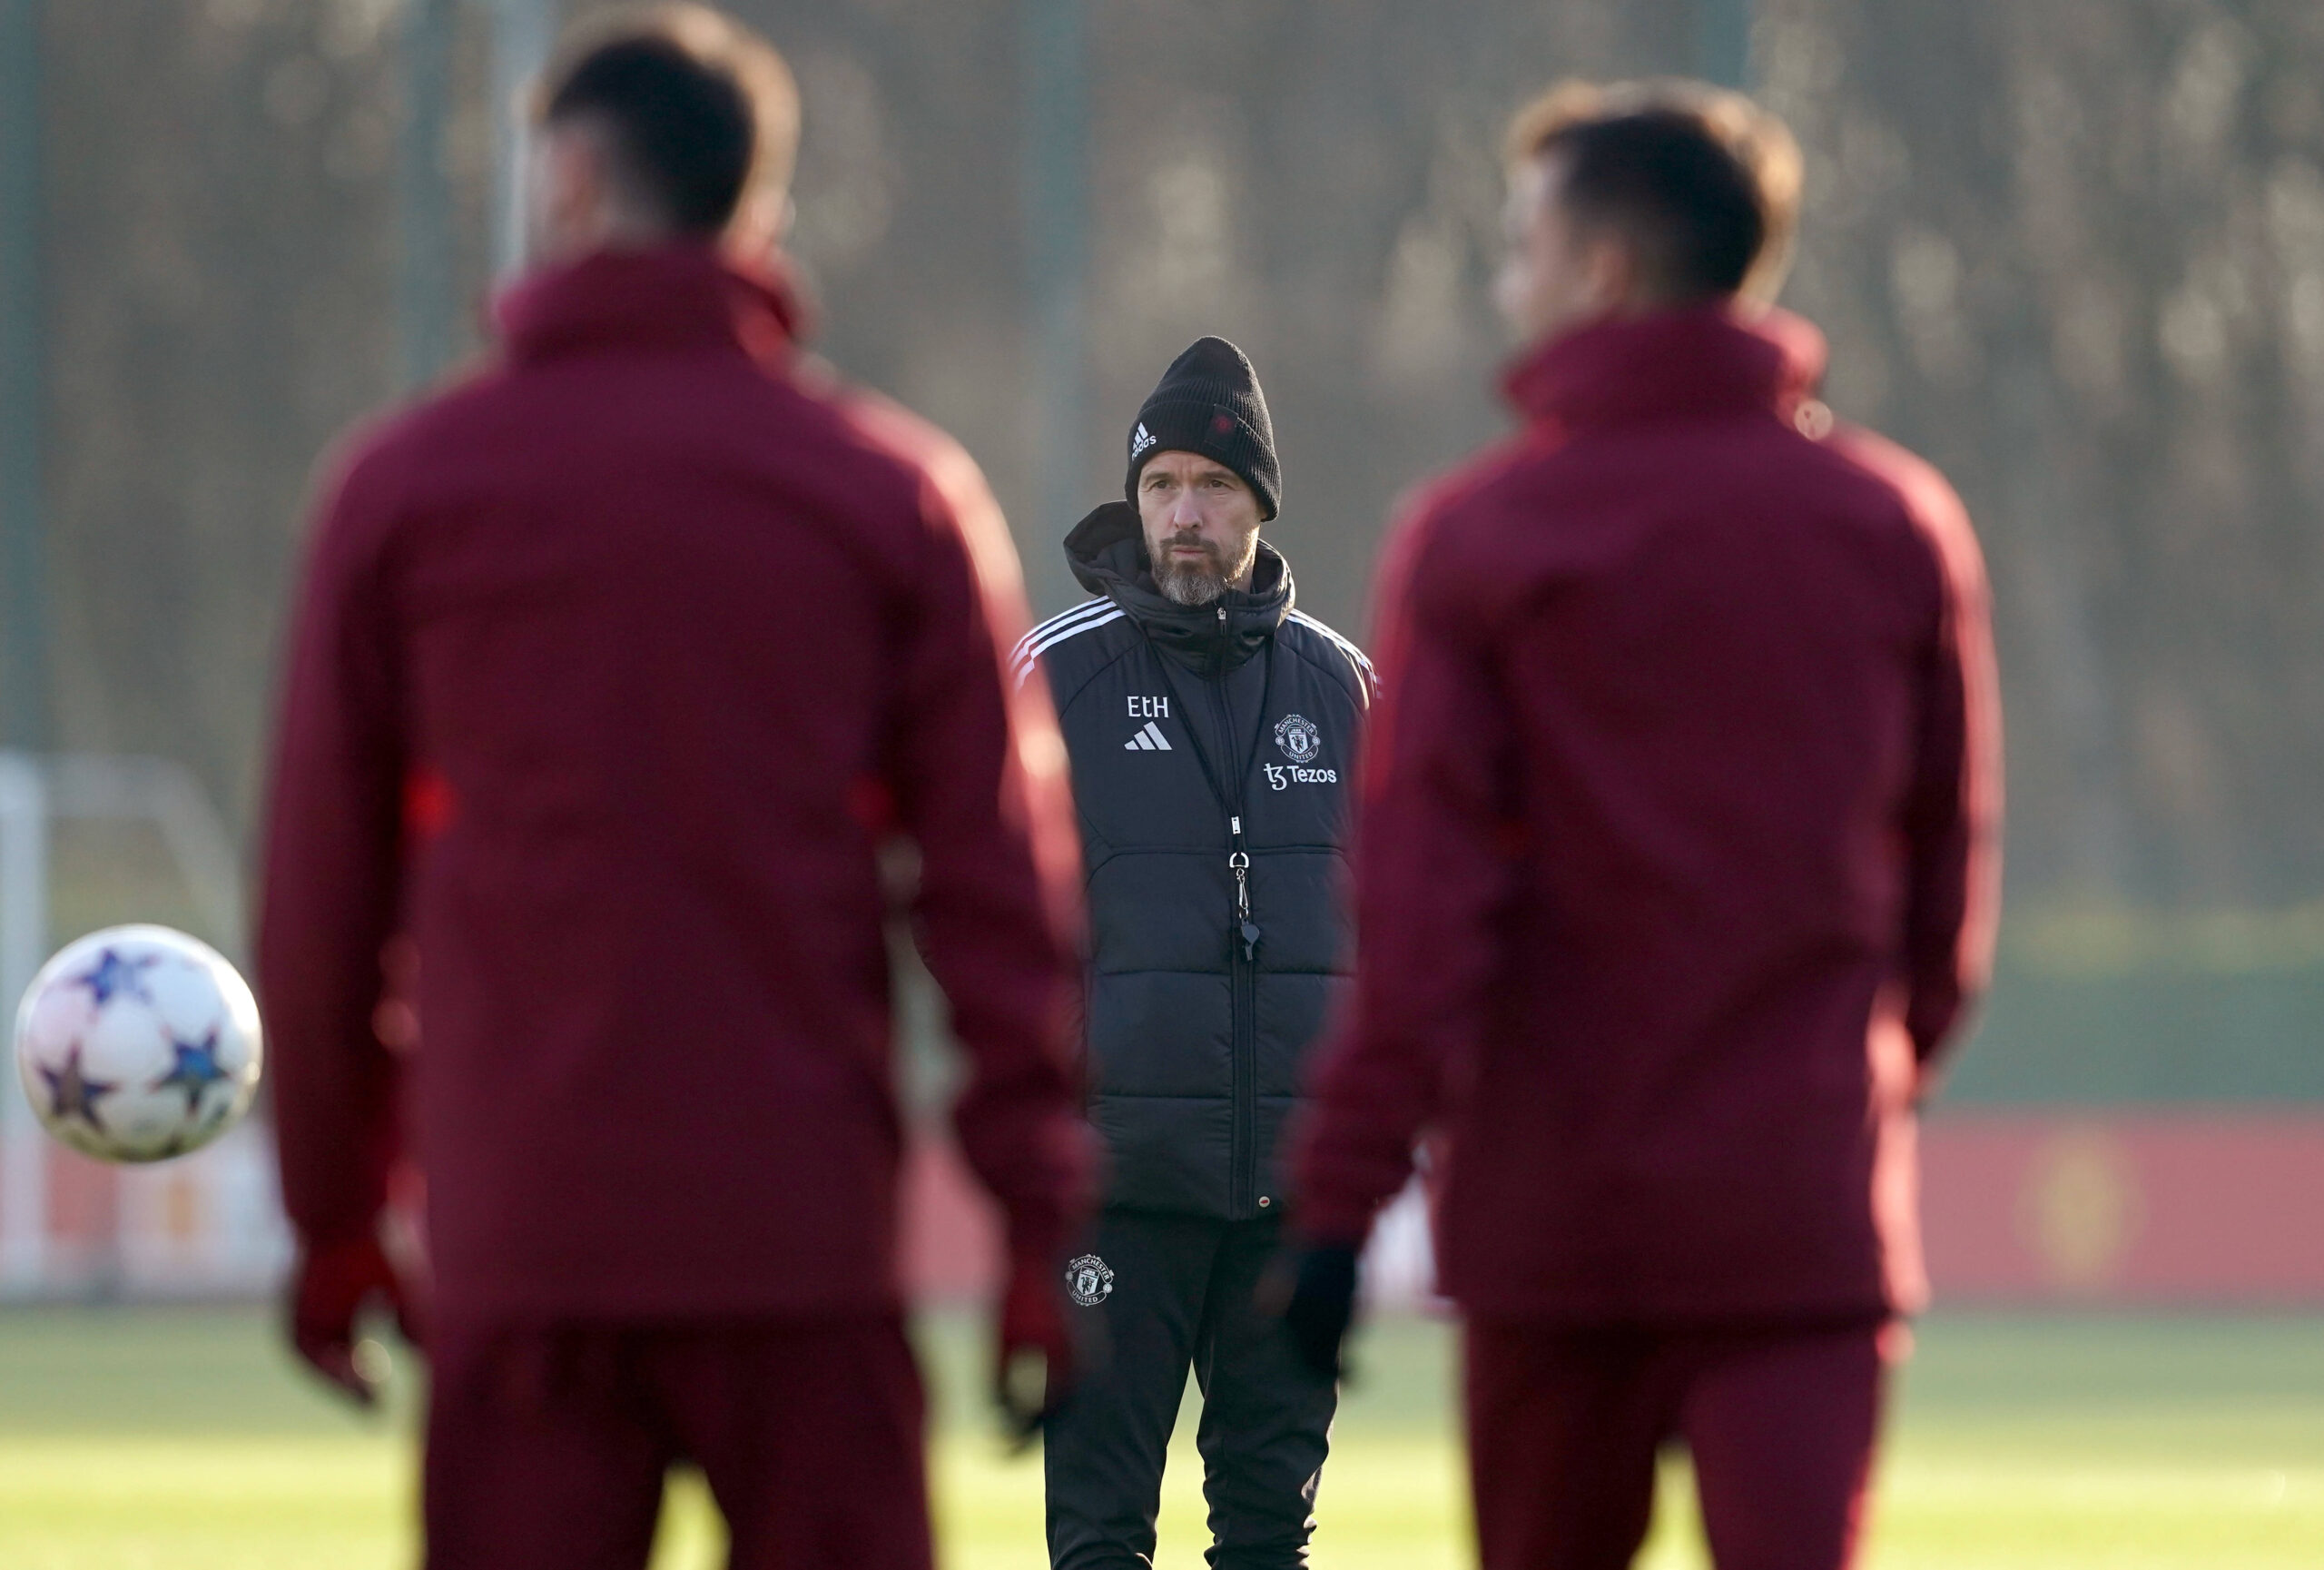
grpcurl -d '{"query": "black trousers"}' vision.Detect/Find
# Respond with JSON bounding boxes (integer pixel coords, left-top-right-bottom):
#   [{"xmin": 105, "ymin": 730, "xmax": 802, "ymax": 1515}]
[{"xmin": 1045, "ymin": 1209, "xmax": 1338, "ymax": 1570}]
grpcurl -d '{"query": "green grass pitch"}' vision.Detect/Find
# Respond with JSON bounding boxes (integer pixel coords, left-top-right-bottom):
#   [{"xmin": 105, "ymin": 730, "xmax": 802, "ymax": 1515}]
[{"xmin": 0, "ymin": 1307, "xmax": 2315, "ymax": 1567}]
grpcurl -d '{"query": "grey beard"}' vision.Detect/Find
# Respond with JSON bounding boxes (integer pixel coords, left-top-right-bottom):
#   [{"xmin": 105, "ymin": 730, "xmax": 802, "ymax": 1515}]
[
  {"xmin": 1158, "ymin": 561, "xmax": 1228, "ymax": 606},
  {"xmin": 1154, "ymin": 532, "xmax": 1258, "ymax": 607}
]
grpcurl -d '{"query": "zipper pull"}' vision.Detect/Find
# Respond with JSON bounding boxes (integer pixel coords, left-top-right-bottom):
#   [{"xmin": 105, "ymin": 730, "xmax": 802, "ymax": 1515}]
[{"xmin": 1229, "ymin": 816, "xmax": 1260, "ymax": 960}]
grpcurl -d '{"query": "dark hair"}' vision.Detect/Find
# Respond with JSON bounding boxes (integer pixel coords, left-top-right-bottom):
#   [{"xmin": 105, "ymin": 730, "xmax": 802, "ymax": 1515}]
[
  {"xmin": 1506, "ymin": 80, "xmax": 1802, "ymax": 304},
  {"xmin": 537, "ymin": 5, "xmax": 798, "ymax": 236}
]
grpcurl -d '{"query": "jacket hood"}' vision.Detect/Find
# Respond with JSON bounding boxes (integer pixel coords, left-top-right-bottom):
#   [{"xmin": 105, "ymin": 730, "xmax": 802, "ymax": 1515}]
[
  {"xmin": 1502, "ymin": 303, "xmax": 1827, "ymax": 432},
  {"xmin": 493, "ymin": 242, "xmax": 810, "ymax": 368},
  {"xmin": 1064, "ymin": 500, "xmax": 1292, "ymax": 676}
]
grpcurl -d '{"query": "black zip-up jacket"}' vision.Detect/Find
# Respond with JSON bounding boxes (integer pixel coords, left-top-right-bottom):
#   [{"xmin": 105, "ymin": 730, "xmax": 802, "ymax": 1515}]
[{"xmin": 1014, "ymin": 503, "xmax": 1374, "ymax": 1219}]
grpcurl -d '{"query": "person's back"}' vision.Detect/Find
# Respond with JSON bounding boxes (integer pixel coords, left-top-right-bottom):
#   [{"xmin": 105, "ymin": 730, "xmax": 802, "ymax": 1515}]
[
  {"xmin": 258, "ymin": 12, "xmax": 1088, "ymax": 1568},
  {"xmin": 1411, "ymin": 302, "xmax": 1984, "ymax": 1317},
  {"xmin": 326, "ymin": 245, "xmax": 1039, "ymax": 1309},
  {"xmin": 1289, "ymin": 82, "xmax": 1999, "ymax": 1570}
]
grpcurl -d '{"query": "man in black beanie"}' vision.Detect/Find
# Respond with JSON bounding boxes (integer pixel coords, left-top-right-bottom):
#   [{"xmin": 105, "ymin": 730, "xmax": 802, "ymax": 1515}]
[{"xmin": 1012, "ymin": 337, "xmax": 1373, "ymax": 1569}]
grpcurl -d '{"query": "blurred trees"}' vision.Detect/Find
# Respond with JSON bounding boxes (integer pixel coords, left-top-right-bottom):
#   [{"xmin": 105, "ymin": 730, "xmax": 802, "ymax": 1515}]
[
  {"xmin": 1760, "ymin": 0, "xmax": 2324, "ymax": 910},
  {"xmin": 22, "ymin": 0, "xmax": 2324, "ymax": 1086}
]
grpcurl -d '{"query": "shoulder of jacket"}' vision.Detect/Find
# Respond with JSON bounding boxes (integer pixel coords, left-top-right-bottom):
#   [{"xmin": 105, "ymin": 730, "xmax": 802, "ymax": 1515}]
[
  {"xmin": 1819, "ymin": 420, "xmax": 1987, "ymax": 602},
  {"xmin": 727, "ymin": 377, "xmax": 976, "ymax": 525},
  {"xmin": 1415, "ymin": 429, "xmax": 1551, "ymax": 523},
  {"xmin": 1384, "ymin": 434, "xmax": 1555, "ymax": 587},
  {"xmin": 301, "ymin": 393, "xmax": 468, "ymax": 564},
  {"xmin": 1281, "ymin": 610, "xmax": 1377, "ymax": 706},
  {"xmin": 1012, "ymin": 597, "xmax": 1136, "ymax": 694},
  {"xmin": 328, "ymin": 359, "xmax": 517, "ymax": 489},
  {"xmin": 825, "ymin": 381, "xmax": 979, "ymax": 489},
  {"xmin": 1818, "ymin": 421, "xmax": 1970, "ymax": 531}
]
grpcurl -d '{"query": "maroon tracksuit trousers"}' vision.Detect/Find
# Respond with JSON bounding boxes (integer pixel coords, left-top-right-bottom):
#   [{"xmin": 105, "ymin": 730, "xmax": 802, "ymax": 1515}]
[
  {"xmin": 423, "ymin": 1315, "xmax": 931, "ymax": 1570},
  {"xmin": 1463, "ymin": 1318, "xmax": 1891, "ymax": 1570}
]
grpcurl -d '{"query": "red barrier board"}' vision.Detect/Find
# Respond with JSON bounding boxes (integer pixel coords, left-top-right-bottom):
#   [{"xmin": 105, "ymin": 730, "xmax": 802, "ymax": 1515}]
[
  {"xmin": 1919, "ymin": 1111, "xmax": 2324, "ymax": 1305},
  {"xmin": 6, "ymin": 1112, "xmax": 2312, "ymax": 1305},
  {"xmin": 898, "ymin": 1112, "xmax": 2324, "ymax": 1308}
]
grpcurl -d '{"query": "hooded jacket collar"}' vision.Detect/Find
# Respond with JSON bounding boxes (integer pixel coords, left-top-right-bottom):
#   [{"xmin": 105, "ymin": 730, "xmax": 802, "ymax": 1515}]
[
  {"xmin": 493, "ymin": 242, "xmax": 809, "ymax": 368},
  {"xmin": 1501, "ymin": 302, "xmax": 1826, "ymax": 433},
  {"xmin": 1064, "ymin": 501, "xmax": 1292, "ymax": 679}
]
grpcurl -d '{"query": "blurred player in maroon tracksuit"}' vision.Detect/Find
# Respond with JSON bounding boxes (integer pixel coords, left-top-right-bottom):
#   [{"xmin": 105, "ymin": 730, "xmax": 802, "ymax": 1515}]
[
  {"xmin": 1283, "ymin": 83, "xmax": 2002, "ymax": 1569},
  {"xmin": 256, "ymin": 8, "xmax": 1091, "ymax": 1567}
]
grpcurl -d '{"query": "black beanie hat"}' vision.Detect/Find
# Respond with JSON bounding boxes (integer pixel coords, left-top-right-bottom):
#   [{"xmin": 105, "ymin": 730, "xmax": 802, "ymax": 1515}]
[{"xmin": 1125, "ymin": 336, "xmax": 1281, "ymax": 521}]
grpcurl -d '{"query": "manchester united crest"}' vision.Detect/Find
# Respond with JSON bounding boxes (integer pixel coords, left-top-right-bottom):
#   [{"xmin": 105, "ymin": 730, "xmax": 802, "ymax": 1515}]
[
  {"xmin": 1274, "ymin": 714, "xmax": 1322, "ymax": 764},
  {"xmin": 1065, "ymin": 1253, "xmax": 1115, "ymax": 1308}
]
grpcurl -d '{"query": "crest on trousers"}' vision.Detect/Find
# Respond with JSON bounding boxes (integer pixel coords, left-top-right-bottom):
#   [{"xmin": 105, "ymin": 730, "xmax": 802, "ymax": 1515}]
[
  {"xmin": 1066, "ymin": 1254, "xmax": 1115, "ymax": 1308},
  {"xmin": 1274, "ymin": 714, "xmax": 1323, "ymax": 764}
]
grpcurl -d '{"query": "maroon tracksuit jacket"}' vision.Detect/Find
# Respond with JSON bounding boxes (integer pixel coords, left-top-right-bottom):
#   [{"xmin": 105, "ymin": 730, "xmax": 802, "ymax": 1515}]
[
  {"xmin": 259, "ymin": 243, "xmax": 1090, "ymax": 1319},
  {"xmin": 1295, "ymin": 304, "xmax": 2001, "ymax": 1322}
]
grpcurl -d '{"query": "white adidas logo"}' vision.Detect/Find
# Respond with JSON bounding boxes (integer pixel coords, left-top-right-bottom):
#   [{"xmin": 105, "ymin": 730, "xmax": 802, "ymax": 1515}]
[
  {"xmin": 1124, "ymin": 720, "xmax": 1172, "ymax": 752},
  {"xmin": 1130, "ymin": 422, "xmax": 1157, "ymax": 459}
]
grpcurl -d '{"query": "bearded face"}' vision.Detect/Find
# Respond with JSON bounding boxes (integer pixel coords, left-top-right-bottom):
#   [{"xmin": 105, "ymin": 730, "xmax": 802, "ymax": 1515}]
[
  {"xmin": 1153, "ymin": 524, "xmax": 1260, "ymax": 606},
  {"xmin": 1136, "ymin": 451, "xmax": 1265, "ymax": 606}
]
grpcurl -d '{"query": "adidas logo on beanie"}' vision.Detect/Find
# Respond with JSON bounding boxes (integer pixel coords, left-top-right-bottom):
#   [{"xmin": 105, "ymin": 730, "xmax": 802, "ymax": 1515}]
[{"xmin": 1124, "ymin": 337, "xmax": 1281, "ymax": 520}]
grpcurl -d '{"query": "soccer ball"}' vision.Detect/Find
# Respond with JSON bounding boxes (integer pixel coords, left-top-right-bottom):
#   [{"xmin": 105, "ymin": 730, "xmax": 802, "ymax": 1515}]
[{"xmin": 12, "ymin": 925, "xmax": 263, "ymax": 1164}]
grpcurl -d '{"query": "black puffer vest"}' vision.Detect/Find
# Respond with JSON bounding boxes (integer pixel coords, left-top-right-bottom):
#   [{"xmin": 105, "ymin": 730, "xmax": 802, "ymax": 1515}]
[{"xmin": 1012, "ymin": 503, "xmax": 1374, "ymax": 1218}]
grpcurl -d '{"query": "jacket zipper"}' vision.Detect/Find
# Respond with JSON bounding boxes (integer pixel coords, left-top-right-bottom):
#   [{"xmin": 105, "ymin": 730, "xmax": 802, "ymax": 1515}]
[
  {"xmin": 1229, "ymin": 814, "xmax": 1260, "ymax": 1215},
  {"xmin": 1219, "ymin": 603, "xmax": 1261, "ymax": 1217}
]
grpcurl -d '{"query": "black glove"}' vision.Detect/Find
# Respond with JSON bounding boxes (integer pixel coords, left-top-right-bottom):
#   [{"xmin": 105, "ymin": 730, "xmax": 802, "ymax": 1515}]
[{"xmin": 1278, "ymin": 1241, "xmax": 1361, "ymax": 1383}]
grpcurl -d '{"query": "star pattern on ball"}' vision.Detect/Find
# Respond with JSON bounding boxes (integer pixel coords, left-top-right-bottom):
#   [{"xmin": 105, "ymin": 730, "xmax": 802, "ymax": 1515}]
[
  {"xmin": 40, "ymin": 1044, "xmax": 118, "ymax": 1133},
  {"xmin": 153, "ymin": 1029, "xmax": 231, "ymax": 1114},
  {"xmin": 74, "ymin": 947, "xmax": 161, "ymax": 1006}
]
